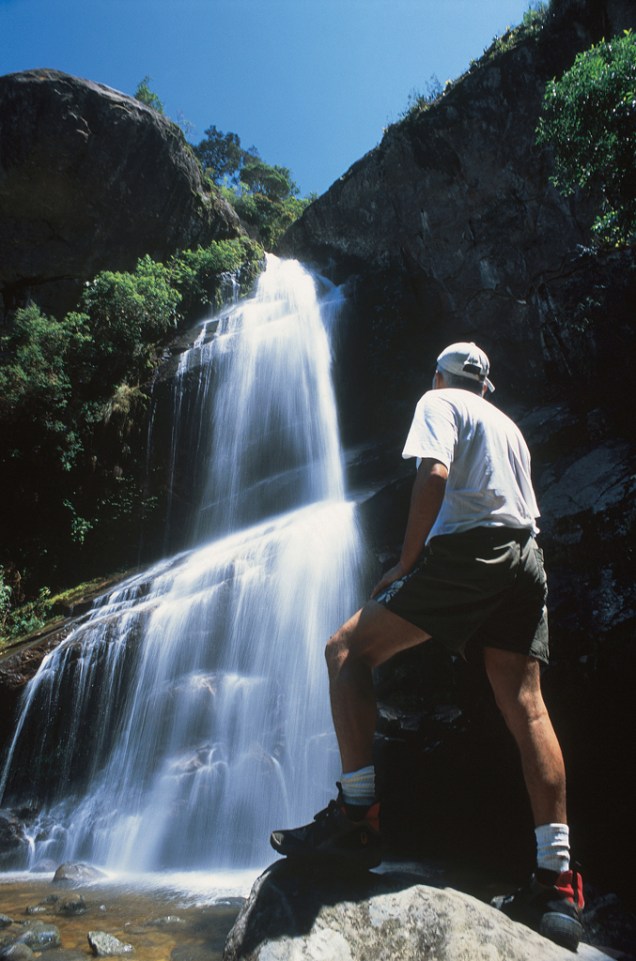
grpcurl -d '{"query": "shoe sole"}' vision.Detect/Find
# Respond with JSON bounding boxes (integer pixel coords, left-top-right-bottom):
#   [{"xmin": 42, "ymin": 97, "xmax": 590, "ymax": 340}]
[
  {"xmin": 539, "ymin": 912, "xmax": 583, "ymax": 952},
  {"xmin": 270, "ymin": 834, "xmax": 381, "ymax": 870}
]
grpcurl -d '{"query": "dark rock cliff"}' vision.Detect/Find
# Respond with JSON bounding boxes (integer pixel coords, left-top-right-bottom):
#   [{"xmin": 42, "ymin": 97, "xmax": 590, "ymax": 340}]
[
  {"xmin": 281, "ymin": 0, "xmax": 636, "ymax": 434},
  {"xmin": 0, "ymin": 69, "xmax": 241, "ymax": 318}
]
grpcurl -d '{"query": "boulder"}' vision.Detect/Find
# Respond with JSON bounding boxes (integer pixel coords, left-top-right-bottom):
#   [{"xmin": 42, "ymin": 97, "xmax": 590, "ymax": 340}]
[
  {"xmin": 52, "ymin": 862, "xmax": 107, "ymax": 886},
  {"xmin": 0, "ymin": 945, "xmax": 35, "ymax": 961},
  {"xmin": 224, "ymin": 860, "xmax": 609, "ymax": 961},
  {"xmin": 0, "ymin": 69, "xmax": 241, "ymax": 318},
  {"xmin": 12, "ymin": 920, "xmax": 61, "ymax": 951},
  {"xmin": 56, "ymin": 896, "xmax": 88, "ymax": 917},
  {"xmin": 87, "ymin": 931, "xmax": 134, "ymax": 957}
]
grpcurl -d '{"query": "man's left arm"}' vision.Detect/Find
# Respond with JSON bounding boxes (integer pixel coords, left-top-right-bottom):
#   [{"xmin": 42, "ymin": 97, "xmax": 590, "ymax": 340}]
[{"xmin": 371, "ymin": 457, "xmax": 448, "ymax": 598}]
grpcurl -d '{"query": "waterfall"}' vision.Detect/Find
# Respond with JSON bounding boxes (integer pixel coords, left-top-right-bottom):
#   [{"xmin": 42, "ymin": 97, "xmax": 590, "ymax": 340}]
[{"xmin": 0, "ymin": 256, "xmax": 370, "ymax": 873}]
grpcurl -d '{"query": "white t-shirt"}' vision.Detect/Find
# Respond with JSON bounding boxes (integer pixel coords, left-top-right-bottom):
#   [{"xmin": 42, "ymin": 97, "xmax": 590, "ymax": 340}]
[{"xmin": 402, "ymin": 388, "xmax": 540, "ymax": 541}]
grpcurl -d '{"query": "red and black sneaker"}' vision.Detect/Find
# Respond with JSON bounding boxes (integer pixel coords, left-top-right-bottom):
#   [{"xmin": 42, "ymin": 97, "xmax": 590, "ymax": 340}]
[
  {"xmin": 491, "ymin": 866, "xmax": 585, "ymax": 952},
  {"xmin": 270, "ymin": 786, "xmax": 381, "ymax": 869}
]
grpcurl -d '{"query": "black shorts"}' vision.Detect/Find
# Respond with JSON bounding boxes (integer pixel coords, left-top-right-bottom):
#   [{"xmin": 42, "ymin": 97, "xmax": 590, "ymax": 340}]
[{"xmin": 375, "ymin": 527, "xmax": 549, "ymax": 663}]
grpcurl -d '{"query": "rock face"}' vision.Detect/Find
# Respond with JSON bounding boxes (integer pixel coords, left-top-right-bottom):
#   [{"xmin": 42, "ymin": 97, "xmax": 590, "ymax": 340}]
[
  {"xmin": 281, "ymin": 0, "xmax": 636, "ymax": 431},
  {"xmin": 224, "ymin": 861, "xmax": 606, "ymax": 961},
  {"xmin": 0, "ymin": 69, "xmax": 241, "ymax": 318}
]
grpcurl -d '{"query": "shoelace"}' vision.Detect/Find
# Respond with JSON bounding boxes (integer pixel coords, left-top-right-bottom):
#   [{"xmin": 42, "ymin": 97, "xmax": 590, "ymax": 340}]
[{"xmin": 314, "ymin": 799, "xmax": 344, "ymax": 822}]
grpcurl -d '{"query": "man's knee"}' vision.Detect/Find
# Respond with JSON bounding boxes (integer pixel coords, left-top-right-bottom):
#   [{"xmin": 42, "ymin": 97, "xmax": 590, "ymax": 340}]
[
  {"xmin": 324, "ymin": 627, "xmax": 347, "ymax": 675},
  {"xmin": 324, "ymin": 610, "xmax": 374, "ymax": 678}
]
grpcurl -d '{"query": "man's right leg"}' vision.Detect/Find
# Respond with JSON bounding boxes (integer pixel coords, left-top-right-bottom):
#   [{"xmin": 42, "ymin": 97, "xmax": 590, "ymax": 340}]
[
  {"xmin": 270, "ymin": 600, "xmax": 430, "ymax": 865},
  {"xmin": 325, "ymin": 600, "xmax": 431, "ymax": 775}
]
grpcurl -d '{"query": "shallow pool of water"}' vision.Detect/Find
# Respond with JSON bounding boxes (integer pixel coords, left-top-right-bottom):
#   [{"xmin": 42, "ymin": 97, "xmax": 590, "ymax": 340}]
[{"xmin": 0, "ymin": 870, "xmax": 261, "ymax": 960}]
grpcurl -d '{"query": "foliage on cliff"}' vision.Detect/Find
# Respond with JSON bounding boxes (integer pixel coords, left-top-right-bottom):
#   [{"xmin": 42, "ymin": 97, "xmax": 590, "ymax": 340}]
[
  {"xmin": 0, "ymin": 237, "xmax": 263, "ymax": 641},
  {"xmin": 194, "ymin": 125, "xmax": 313, "ymax": 248},
  {"xmin": 537, "ymin": 30, "xmax": 636, "ymax": 246}
]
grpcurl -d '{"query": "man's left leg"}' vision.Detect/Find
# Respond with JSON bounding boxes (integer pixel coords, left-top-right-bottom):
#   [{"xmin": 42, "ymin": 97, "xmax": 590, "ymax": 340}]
[
  {"xmin": 485, "ymin": 647, "xmax": 584, "ymax": 950},
  {"xmin": 270, "ymin": 600, "xmax": 430, "ymax": 866}
]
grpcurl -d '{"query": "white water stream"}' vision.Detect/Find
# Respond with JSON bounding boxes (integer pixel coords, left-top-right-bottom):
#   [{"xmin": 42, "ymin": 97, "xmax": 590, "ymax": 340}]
[{"xmin": 0, "ymin": 256, "xmax": 370, "ymax": 877}]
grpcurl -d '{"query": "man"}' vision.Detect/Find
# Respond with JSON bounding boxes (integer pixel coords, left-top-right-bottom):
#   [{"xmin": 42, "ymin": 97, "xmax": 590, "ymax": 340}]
[{"xmin": 270, "ymin": 342, "xmax": 584, "ymax": 951}]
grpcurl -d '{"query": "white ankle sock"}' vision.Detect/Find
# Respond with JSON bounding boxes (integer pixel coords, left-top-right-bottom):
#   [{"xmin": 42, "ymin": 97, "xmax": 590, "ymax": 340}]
[
  {"xmin": 535, "ymin": 822, "xmax": 570, "ymax": 874},
  {"xmin": 340, "ymin": 765, "xmax": 376, "ymax": 807}
]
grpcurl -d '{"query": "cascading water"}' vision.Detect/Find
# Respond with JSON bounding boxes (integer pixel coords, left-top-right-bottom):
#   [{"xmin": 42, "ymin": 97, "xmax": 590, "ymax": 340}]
[{"xmin": 0, "ymin": 256, "xmax": 371, "ymax": 874}]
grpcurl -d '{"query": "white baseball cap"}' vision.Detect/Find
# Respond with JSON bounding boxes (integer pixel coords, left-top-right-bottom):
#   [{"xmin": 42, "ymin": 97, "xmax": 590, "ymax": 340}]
[{"xmin": 436, "ymin": 341, "xmax": 495, "ymax": 393}]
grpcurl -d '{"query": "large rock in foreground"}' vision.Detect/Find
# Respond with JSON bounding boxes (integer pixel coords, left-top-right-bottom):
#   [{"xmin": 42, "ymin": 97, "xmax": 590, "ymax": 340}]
[
  {"xmin": 224, "ymin": 861, "xmax": 606, "ymax": 961},
  {"xmin": 0, "ymin": 69, "xmax": 241, "ymax": 317}
]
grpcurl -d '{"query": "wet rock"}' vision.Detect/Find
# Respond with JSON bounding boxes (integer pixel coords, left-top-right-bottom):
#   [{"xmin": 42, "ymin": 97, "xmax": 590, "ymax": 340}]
[
  {"xmin": 13, "ymin": 920, "xmax": 61, "ymax": 951},
  {"xmin": 0, "ymin": 918, "xmax": 12, "ymax": 929},
  {"xmin": 56, "ymin": 896, "xmax": 87, "ymax": 917},
  {"xmin": 0, "ymin": 944, "xmax": 35, "ymax": 961},
  {"xmin": 0, "ymin": 814, "xmax": 29, "ymax": 870},
  {"xmin": 52, "ymin": 862, "xmax": 107, "ymax": 886},
  {"xmin": 87, "ymin": 932, "xmax": 134, "ymax": 957},
  {"xmin": 224, "ymin": 860, "xmax": 592, "ymax": 961},
  {"xmin": 24, "ymin": 895, "xmax": 58, "ymax": 916}
]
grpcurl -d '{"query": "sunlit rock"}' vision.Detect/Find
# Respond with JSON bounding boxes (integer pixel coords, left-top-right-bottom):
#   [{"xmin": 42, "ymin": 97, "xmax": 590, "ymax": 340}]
[
  {"xmin": 87, "ymin": 931, "xmax": 134, "ymax": 957},
  {"xmin": 224, "ymin": 860, "xmax": 590, "ymax": 961}
]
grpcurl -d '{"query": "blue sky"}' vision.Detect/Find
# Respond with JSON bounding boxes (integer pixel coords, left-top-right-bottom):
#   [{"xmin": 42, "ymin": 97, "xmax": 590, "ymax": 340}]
[{"xmin": 1, "ymin": 0, "xmax": 535, "ymax": 196}]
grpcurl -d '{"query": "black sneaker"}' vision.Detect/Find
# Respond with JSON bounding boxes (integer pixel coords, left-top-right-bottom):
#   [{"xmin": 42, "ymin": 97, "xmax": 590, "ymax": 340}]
[
  {"xmin": 491, "ymin": 867, "xmax": 585, "ymax": 952},
  {"xmin": 270, "ymin": 786, "xmax": 381, "ymax": 869}
]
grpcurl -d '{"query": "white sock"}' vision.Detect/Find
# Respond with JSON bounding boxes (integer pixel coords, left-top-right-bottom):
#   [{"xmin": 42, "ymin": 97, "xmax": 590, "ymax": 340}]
[
  {"xmin": 535, "ymin": 822, "xmax": 570, "ymax": 874},
  {"xmin": 340, "ymin": 765, "xmax": 376, "ymax": 808}
]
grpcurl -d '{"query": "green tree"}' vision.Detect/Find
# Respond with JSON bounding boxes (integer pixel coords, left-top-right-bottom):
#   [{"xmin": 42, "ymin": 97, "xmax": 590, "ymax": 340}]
[
  {"xmin": 80, "ymin": 255, "xmax": 180, "ymax": 385},
  {"xmin": 169, "ymin": 237, "xmax": 263, "ymax": 316},
  {"xmin": 536, "ymin": 31, "xmax": 636, "ymax": 246},
  {"xmin": 0, "ymin": 305, "xmax": 88, "ymax": 469},
  {"xmin": 193, "ymin": 125, "xmax": 244, "ymax": 184},
  {"xmin": 240, "ymin": 157, "xmax": 299, "ymax": 201},
  {"xmin": 134, "ymin": 75, "xmax": 165, "ymax": 114},
  {"xmin": 192, "ymin": 124, "xmax": 311, "ymax": 246}
]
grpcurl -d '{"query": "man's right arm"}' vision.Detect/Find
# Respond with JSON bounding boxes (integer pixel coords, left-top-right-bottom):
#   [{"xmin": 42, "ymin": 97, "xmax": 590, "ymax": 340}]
[{"xmin": 370, "ymin": 457, "xmax": 448, "ymax": 598}]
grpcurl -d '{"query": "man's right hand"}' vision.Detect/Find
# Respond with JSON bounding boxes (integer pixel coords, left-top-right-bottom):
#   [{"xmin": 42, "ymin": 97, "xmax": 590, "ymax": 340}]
[{"xmin": 370, "ymin": 561, "xmax": 408, "ymax": 599}]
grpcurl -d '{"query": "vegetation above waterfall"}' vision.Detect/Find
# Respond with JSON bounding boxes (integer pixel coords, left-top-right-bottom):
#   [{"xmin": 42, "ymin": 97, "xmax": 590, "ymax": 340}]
[
  {"xmin": 134, "ymin": 78, "xmax": 313, "ymax": 249},
  {"xmin": 0, "ymin": 236, "xmax": 263, "ymax": 644},
  {"xmin": 192, "ymin": 126, "xmax": 313, "ymax": 249}
]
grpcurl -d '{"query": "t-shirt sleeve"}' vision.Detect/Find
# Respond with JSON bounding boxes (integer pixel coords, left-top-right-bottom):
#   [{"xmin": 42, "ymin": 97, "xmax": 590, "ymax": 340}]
[{"xmin": 402, "ymin": 393, "xmax": 457, "ymax": 468}]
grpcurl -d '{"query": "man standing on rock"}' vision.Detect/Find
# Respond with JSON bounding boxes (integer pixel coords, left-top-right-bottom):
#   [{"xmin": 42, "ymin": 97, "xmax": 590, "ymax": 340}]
[{"xmin": 271, "ymin": 342, "xmax": 584, "ymax": 951}]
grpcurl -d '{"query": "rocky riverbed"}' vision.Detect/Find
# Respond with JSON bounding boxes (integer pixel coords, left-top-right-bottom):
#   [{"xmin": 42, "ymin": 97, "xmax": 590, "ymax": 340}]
[{"xmin": 0, "ymin": 867, "xmax": 255, "ymax": 961}]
